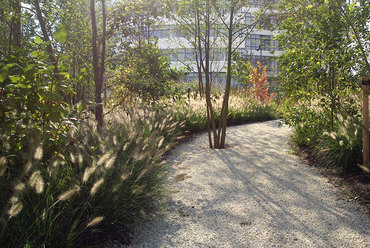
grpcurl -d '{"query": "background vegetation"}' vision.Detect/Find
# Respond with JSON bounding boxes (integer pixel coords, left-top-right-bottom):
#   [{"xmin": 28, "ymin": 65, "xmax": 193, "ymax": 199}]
[
  {"xmin": 275, "ymin": 0, "xmax": 369, "ymax": 173},
  {"xmin": 0, "ymin": 0, "xmax": 278, "ymax": 246},
  {"xmin": 3, "ymin": 0, "xmax": 369, "ymax": 246}
]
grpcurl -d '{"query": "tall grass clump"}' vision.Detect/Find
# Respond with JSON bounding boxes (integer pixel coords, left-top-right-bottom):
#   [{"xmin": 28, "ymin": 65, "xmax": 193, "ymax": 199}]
[
  {"xmin": 316, "ymin": 114, "xmax": 362, "ymax": 172},
  {"xmin": 228, "ymin": 97, "xmax": 277, "ymax": 125},
  {"xmin": 282, "ymin": 95, "xmax": 363, "ymax": 172},
  {"xmin": 0, "ymin": 103, "xmax": 182, "ymax": 247},
  {"xmin": 161, "ymin": 93, "xmax": 278, "ymax": 134}
]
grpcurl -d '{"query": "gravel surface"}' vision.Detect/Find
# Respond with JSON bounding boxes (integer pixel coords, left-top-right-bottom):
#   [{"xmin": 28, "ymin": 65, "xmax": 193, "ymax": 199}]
[{"xmin": 123, "ymin": 120, "xmax": 370, "ymax": 248}]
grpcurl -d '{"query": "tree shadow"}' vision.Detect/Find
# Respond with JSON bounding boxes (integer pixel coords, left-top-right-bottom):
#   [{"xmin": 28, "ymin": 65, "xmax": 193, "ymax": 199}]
[{"xmin": 126, "ymin": 121, "xmax": 370, "ymax": 247}]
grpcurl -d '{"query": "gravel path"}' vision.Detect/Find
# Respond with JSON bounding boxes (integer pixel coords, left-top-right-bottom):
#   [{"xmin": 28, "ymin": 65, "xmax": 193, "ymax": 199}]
[{"xmin": 124, "ymin": 120, "xmax": 370, "ymax": 248}]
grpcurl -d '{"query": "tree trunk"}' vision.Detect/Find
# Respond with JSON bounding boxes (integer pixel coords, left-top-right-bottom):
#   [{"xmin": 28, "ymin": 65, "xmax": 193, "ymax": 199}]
[
  {"xmin": 204, "ymin": 0, "xmax": 219, "ymax": 148},
  {"xmin": 195, "ymin": 7, "xmax": 204, "ymax": 97},
  {"xmin": 329, "ymin": 66, "xmax": 336, "ymax": 130},
  {"xmin": 34, "ymin": 0, "xmax": 56, "ymax": 65},
  {"xmin": 12, "ymin": 0, "xmax": 22, "ymax": 49},
  {"xmin": 219, "ymin": 6, "xmax": 235, "ymax": 148},
  {"xmin": 101, "ymin": 0, "xmax": 107, "ymax": 111},
  {"xmin": 8, "ymin": 22, "xmax": 13, "ymax": 56},
  {"xmin": 34, "ymin": 0, "xmax": 71, "ymax": 102},
  {"xmin": 90, "ymin": 0, "xmax": 104, "ymax": 130}
]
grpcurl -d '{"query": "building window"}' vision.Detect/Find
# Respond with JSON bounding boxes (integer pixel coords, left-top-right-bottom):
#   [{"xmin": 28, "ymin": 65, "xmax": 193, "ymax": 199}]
[
  {"xmin": 152, "ymin": 25, "xmax": 185, "ymax": 39},
  {"xmin": 245, "ymin": 13, "xmax": 255, "ymax": 25},
  {"xmin": 245, "ymin": 34, "xmax": 260, "ymax": 50},
  {"xmin": 245, "ymin": 55, "xmax": 278, "ymax": 73},
  {"xmin": 171, "ymin": 49, "xmax": 196, "ymax": 61},
  {"xmin": 260, "ymin": 35, "xmax": 271, "ymax": 51},
  {"xmin": 152, "ymin": 28, "xmax": 169, "ymax": 39},
  {"xmin": 210, "ymin": 49, "xmax": 226, "ymax": 61},
  {"xmin": 245, "ymin": 34, "xmax": 279, "ymax": 51}
]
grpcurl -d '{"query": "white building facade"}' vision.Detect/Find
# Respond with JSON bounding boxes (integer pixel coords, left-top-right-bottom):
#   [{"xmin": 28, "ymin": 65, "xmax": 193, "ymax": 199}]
[{"xmin": 150, "ymin": 2, "xmax": 283, "ymax": 86}]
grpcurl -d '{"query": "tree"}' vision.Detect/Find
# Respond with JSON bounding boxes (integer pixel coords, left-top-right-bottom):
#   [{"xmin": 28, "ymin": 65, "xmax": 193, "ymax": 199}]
[
  {"xmin": 33, "ymin": 0, "xmax": 59, "ymax": 69},
  {"xmin": 90, "ymin": 0, "xmax": 106, "ymax": 130},
  {"xmin": 110, "ymin": 0, "xmax": 166, "ymax": 44},
  {"xmin": 169, "ymin": 0, "xmax": 213, "ymax": 98},
  {"xmin": 276, "ymin": 0, "xmax": 359, "ymax": 130},
  {"xmin": 110, "ymin": 41, "xmax": 185, "ymax": 103},
  {"xmin": 332, "ymin": 0, "xmax": 369, "ymax": 75},
  {"xmin": 0, "ymin": 0, "xmax": 22, "ymax": 56},
  {"xmin": 172, "ymin": 0, "xmax": 273, "ymax": 148},
  {"xmin": 249, "ymin": 62, "xmax": 274, "ymax": 102}
]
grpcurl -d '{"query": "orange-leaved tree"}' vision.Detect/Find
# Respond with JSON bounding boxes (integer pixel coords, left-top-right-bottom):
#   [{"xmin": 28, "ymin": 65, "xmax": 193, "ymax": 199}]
[{"xmin": 249, "ymin": 62, "xmax": 274, "ymax": 102}]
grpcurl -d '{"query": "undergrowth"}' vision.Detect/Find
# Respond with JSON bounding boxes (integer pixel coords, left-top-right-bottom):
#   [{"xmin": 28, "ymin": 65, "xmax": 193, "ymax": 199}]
[
  {"xmin": 0, "ymin": 104, "xmax": 182, "ymax": 247},
  {"xmin": 1, "ymin": 94, "xmax": 277, "ymax": 247},
  {"xmin": 282, "ymin": 96, "xmax": 364, "ymax": 173},
  {"xmin": 162, "ymin": 95, "xmax": 277, "ymax": 133}
]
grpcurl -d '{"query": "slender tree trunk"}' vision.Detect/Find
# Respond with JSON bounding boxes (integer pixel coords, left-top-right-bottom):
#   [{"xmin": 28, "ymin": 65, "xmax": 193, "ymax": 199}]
[
  {"xmin": 8, "ymin": 0, "xmax": 22, "ymax": 55},
  {"xmin": 8, "ymin": 22, "xmax": 13, "ymax": 56},
  {"xmin": 195, "ymin": 51, "xmax": 203, "ymax": 97},
  {"xmin": 195, "ymin": 9, "xmax": 204, "ymax": 97},
  {"xmin": 90, "ymin": 0, "xmax": 104, "ymax": 130},
  {"xmin": 13, "ymin": 0, "xmax": 22, "ymax": 49},
  {"xmin": 334, "ymin": 0, "xmax": 370, "ymax": 72},
  {"xmin": 101, "ymin": 0, "xmax": 107, "ymax": 110},
  {"xmin": 329, "ymin": 66, "xmax": 336, "ymax": 130},
  {"xmin": 34, "ymin": 0, "xmax": 56, "ymax": 65},
  {"xmin": 34, "ymin": 0, "xmax": 71, "ymax": 103},
  {"xmin": 204, "ymin": 0, "xmax": 219, "ymax": 148},
  {"xmin": 219, "ymin": 6, "xmax": 235, "ymax": 148},
  {"xmin": 197, "ymin": 66, "xmax": 203, "ymax": 96}
]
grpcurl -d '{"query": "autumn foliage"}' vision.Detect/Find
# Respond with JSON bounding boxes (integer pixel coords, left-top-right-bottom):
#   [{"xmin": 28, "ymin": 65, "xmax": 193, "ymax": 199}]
[{"xmin": 249, "ymin": 63, "xmax": 274, "ymax": 102}]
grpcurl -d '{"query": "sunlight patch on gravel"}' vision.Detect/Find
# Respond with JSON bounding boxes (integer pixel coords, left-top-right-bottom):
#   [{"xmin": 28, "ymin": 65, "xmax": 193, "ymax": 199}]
[{"xmin": 122, "ymin": 120, "xmax": 370, "ymax": 248}]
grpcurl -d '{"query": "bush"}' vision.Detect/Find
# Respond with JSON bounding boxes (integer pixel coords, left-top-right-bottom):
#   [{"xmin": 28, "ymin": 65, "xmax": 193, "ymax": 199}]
[
  {"xmin": 316, "ymin": 114, "xmax": 362, "ymax": 172},
  {"xmin": 110, "ymin": 42, "xmax": 186, "ymax": 103},
  {"xmin": 0, "ymin": 84, "xmax": 277, "ymax": 247},
  {"xmin": 283, "ymin": 95, "xmax": 364, "ymax": 172},
  {"xmin": 160, "ymin": 94, "xmax": 277, "ymax": 134},
  {"xmin": 280, "ymin": 99, "xmax": 331, "ymax": 147},
  {"xmin": 0, "ymin": 104, "xmax": 182, "ymax": 247}
]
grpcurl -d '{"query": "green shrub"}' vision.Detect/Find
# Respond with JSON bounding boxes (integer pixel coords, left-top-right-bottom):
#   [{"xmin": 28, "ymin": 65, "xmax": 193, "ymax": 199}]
[
  {"xmin": 161, "ymin": 95, "xmax": 277, "ymax": 133},
  {"xmin": 280, "ymin": 100, "xmax": 330, "ymax": 147},
  {"xmin": 282, "ymin": 96, "xmax": 364, "ymax": 172},
  {"xmin": 0, "ymin": 86, "xmax": 277, "ymax": 247},
  {"xmin": 0, "ymin": 105, "xmax": 182, "ymax": 247},
  {"xmin": 316, "ymin": 114, "xmax": 362, "ymax": 172},
  {"xmin": 110, "ymin": 42, "xmax": 186, "ymax": 103}
]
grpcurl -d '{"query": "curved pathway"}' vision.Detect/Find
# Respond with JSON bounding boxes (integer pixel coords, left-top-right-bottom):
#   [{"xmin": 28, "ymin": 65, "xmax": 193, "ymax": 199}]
[{"xmin": 124, "ymin": 121, "xmax": 370, "ymax": 248}]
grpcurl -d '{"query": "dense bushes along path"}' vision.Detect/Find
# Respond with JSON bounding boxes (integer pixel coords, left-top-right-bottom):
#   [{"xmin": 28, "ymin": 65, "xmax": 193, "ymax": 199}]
[{"xmin": 124, "ymin": 120, "xmax": 370, "ymax": 248}]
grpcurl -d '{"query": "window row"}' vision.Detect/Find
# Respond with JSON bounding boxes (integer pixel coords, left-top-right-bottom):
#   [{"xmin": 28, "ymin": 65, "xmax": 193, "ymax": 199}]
[
  {"xmin": 163, "ymin": 49, "xmax": 227, "ymax": 62},
  {"xmin": 151, "ymin": 27, "xmax": 223, "ymax": 39},
  {"xmin": 247, "ymin": 0, "xmax": 280, "ymax": 8},
  {"xmin": 245, "ymin": 34, "xmax": 280, "ymax": 51},
  {"xmin": 245, "ymin": 13, "xmax": 280, "ymax": 30}
]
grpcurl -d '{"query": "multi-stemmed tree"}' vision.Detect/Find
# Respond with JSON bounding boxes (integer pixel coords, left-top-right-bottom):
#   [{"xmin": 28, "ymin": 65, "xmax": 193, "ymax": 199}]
[{"xmin": 171, "ymin": 0, "xmax": 274, "ymax": 148}]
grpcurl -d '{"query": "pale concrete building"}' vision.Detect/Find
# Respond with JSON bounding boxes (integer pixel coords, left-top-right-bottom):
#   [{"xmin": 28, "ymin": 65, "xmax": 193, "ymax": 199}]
[{"xmin": 150, "ymin": 2, "xmax": 282, "ymax": 86}]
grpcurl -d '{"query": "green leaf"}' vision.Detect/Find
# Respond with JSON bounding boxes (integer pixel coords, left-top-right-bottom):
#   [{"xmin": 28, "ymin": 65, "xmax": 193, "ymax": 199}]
[
  {"xmin": 59, "ymin": 72, "xmax": 70, "ymax": 79},
  {"xmin": 46, "ymin": 92, "xmax": 63, "ymax": 102},
  {"xmin": 77, "ymin": 103, "xmax": 86, "ymax": 112},
  {"xmin": 30, "ymin": 51, "xmax": 41, "ymax": 58},
  {"xmin": 34, "ymin": 36, "xmax": 43, "ymax": 45},
  {"xmin": 24, "ymin": 64, "xmax": 37, "ymax": 72},
  {"xmin": 4, "ymin": 63, "xmax": 20, "ymax": 69},
  {"xmin": 53, "ymin": 24, "xmax": 68, "ymax": 43},
  {"xmin": 0, "ymin": 72, "xmax": 7, "ymax": 82},
  {"xmin": 10, "ymin": 76, "xmax": 23, "ymax": 83}
]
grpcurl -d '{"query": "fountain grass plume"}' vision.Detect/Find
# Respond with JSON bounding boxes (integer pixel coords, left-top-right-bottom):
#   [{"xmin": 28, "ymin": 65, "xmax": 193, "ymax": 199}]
[{"xmin": 0, "ymin": 102, "xmax": 182, "ymax": 247}]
